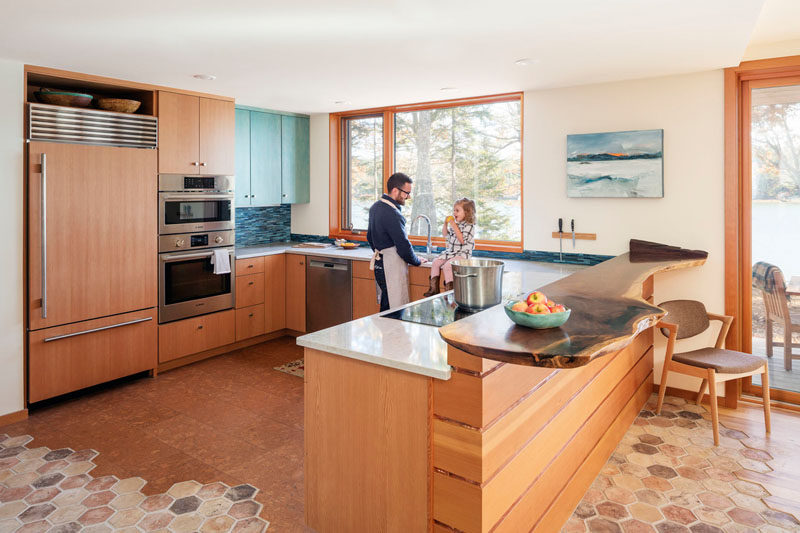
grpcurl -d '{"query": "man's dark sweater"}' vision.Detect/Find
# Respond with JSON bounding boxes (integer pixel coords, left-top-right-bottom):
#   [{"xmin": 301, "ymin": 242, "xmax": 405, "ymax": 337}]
[{"xmin": 366, "ymin": 194, "xmax": 421, "ymax": 266}]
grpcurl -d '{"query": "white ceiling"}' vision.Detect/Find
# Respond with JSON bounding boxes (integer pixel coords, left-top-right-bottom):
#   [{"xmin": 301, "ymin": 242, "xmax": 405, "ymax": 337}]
[{"xmin": 0, "ymin": 0, "xmax": 796, "ymax": 114}]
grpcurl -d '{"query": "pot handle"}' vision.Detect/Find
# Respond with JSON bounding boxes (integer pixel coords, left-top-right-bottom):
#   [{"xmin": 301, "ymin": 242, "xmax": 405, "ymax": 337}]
[{"xmin": 453, "ymin": 272, "xmax": 478, "ymax": 278}]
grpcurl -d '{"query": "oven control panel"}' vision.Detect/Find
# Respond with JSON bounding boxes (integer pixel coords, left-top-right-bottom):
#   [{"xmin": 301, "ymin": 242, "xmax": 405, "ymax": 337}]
[{"xmin": 158, "ymin": 230, "xmax": 234, "ymax": 253}]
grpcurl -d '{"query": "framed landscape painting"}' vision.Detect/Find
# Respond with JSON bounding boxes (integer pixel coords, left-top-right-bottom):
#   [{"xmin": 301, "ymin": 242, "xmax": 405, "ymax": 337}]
[{"xmin": 566, "ymin": 129, "xmax": 664, "ymax": 198}]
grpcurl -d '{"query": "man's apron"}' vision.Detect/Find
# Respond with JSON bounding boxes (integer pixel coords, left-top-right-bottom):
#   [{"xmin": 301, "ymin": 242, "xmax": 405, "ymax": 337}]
[{"xmin": 370, "ymin": 199, "xmax": 410, "ymax": 310}]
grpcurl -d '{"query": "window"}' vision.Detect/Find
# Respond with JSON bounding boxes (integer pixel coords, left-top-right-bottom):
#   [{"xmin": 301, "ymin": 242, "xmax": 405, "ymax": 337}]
[
  {"xmin": 342, "ymin": 115, "xmax": 383, "ymax": 231},
  {"xmin": 332, "ymin": 94, "xmax": 523, "ymax": 250}
]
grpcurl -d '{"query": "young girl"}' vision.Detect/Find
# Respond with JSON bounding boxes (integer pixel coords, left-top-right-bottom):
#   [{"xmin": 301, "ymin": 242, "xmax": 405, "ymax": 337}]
[{"xmin": 424, "ymin": 198, "xmax": 476, "ymax": 296}]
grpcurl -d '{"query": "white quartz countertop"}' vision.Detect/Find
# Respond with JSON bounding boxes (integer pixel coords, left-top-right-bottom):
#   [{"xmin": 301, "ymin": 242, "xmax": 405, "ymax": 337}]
[{"xmin": 295, "ymin": 263, "xmax": 584, "ymax": 380}]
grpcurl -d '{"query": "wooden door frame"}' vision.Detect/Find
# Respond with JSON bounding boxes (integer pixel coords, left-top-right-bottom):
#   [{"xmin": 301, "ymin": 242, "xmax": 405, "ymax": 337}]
[{"xmin": 724, "ymin": 55, "xmax": 800, "ymax": 404}]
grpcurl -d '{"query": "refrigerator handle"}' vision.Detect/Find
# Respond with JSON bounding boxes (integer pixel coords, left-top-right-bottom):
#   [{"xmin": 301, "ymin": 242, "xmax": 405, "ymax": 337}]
[{"xmin": 41, "ymin": 152, "xmax": 47, "ymax": 319}]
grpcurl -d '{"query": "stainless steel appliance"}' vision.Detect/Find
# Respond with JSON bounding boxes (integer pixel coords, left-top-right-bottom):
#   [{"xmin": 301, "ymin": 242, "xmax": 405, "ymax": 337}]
[
  {"xmin": 383, "ymin": 293, "xmax": 477, "ymax": 327},
  {"xmin": 158, "ymin": 234, "xmax": 235, "ymax": 323},
  {"xmin": 306, "ymin": 256, "xmax": 352, "ymax": 332},
  {"xmin": 451, "ymin": 259, "xmax": 505, "ymax": 311},
  {"xmin": 158, "ymin": 174, "xmax": 234, "ymax": 234}
]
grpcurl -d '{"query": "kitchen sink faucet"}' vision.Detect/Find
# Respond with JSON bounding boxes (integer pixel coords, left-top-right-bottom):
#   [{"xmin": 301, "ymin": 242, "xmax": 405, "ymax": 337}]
[{"xmin": 412, "ymin": 215, "xmax": 432, "ymax": 260}]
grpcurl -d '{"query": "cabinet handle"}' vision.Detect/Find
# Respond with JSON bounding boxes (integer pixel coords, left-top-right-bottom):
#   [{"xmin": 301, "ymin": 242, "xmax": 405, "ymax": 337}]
[
  {"xmin": 200, "ymin": 162, "xmax": 207, "ymax": 166},
  {"xmin": 248, "ymin": 281, "xmax": 254, "ymax": 286},
  {"xmin": 43, "ymin": 317, "xmax": 151, "ymax": 343},
  {"xmin": 197, "ymin": 325, "xmax": 204, "ymax": 330},
  {"xmin": 251, "ymin": 194, "xmax": 256, "ymax": 198},
  {"xmin": 191, "ymin": 161, "xmax": 199, "ymax": 166},
  {"xmin": 244, "ymin": 194, "xmax": 249, "ymax": 198},
  {"xmin": 40, "ymin": 153, "xmax": 47, "ymax": 319},
  {"xmin": 247, "ymin": 264, "xmax": 254, "ymax": 269},
  {"xmin": 249, "ymin": 313, "xmax": 254, "ymax": 318},
  {"xmin": 282, "ymin": 194, "xmax": 287, "ymax": 198}
]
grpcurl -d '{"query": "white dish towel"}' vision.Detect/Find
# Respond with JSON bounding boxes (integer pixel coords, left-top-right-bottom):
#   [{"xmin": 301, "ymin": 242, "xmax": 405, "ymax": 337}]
[{"xmin": 210, "ymin": 249, "xmax": 231, "ymax": 275}]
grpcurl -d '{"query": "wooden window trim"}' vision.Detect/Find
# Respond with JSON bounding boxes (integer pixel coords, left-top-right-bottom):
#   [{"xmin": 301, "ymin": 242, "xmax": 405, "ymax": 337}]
[
  {"xmin": 724, "ymin": 54, "xmax": 800, "ymax": 407},
  {"xmin": 329, "ymin": 92, "xmax": 524, "ymax": 253}
]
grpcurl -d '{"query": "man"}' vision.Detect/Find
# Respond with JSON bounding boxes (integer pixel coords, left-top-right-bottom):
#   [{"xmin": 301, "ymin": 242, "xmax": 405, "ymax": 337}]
[{"xmin": 367, "ymin": 173, "xmax": 425, "ymax": 311}]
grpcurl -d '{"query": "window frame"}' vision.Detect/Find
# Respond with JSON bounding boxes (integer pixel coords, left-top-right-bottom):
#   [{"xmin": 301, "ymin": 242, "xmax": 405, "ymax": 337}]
[{"xmin": 329, "ymin": 92, "xmax": 524, "ymax": 252}]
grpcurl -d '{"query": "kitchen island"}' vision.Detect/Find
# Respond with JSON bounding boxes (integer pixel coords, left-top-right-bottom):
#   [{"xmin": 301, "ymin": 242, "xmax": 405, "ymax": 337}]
[{"xmin": 297, "ymin": 242, "xmax": 706, "ymax": 533}]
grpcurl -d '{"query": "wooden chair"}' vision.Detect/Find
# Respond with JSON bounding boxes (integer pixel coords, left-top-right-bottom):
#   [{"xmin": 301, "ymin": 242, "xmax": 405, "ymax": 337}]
[
  {"xmin": 758, "ymin": 267, "xmax": 800, "ymax": 370},
  {"xmin": 656, "ymin": 300, "xmax": 770, "ymax": 446}
]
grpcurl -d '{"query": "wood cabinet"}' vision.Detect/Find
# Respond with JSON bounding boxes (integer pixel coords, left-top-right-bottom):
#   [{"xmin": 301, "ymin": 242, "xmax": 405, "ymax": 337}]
[
  {"xmin": 352, "ymin": 260, "xmax": 380, "ymax": 319},
  {"xmin": 158, "ymin": 91, "xmax": 234, "ymax": 175},
  {"xmin": 236, "ymin": 304, "xmax": 266, "ymax": 341},
  {"xmin": 236, "ymin": 272, "xmax": 265, "ymax": 308},
  {"xmin": 158, "ymin": 309, "xmax": 235, "ymax": 363},
  {"xmin": 264, "ymin": 254, "xmax": 287, "ymax": 333},
  {"xmin": 28, "ymin": 309, "xmax": 157, "ymax": 403},
  {"xmin": 236, "ymin": 256, "xmax": 265, "ymax": 275},
  {"xmin": 285, "ymin": 254, "xmax": 306, "ymax": 332},
  {"xmin": 234, "ymin": 107, "xmax": 309, "ymax": 206},
  {"xmin": 27, "ymin": 142, "xmax": 157, "ymax": 331}
]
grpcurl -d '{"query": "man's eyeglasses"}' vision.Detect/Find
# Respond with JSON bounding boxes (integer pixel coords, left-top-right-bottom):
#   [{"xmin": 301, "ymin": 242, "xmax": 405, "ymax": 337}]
[{"xmin": 399, "ymin": 188, "xmax": 412, "ymax": 198}]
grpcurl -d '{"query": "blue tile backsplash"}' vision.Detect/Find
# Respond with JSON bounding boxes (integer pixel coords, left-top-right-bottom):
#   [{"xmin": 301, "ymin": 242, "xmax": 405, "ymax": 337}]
[
  {"xmin": 235, "ymin": 205, "xmax": 291, "ymax": 246},
  {"xmin": 289, "ymin": 233, "xmax": 612, "ymax": 266}
]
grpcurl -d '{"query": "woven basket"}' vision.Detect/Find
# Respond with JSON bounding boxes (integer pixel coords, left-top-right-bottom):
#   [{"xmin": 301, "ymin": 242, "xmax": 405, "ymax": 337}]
[{"xmin": 96, "ymin": 98, "xmax": 141, "ymax": 114}]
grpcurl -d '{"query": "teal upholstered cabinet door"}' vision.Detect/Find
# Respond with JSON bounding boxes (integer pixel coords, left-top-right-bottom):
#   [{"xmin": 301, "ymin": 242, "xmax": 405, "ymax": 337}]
[
  {"xmin": 280, "ymin": 115, "xmax": 310, "ymax": 204},
  {"xmin": 250, "ymin": 111, "xmax": 282, "ymax": 206},
  {"xmin": 234, "ymin": 108, "xmax": 251, "ymax": 207}
]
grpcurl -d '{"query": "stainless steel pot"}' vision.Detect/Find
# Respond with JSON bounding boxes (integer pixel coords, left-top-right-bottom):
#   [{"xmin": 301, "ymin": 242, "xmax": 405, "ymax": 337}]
[{"xmin": 451, "ymin": 259, "xmax": 505, "ymax": 311}]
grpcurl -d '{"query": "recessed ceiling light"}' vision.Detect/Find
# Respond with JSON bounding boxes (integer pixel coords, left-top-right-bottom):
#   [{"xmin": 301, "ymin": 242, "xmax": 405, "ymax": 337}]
[
  {"xmin": 440, "ymin": 87, "xmax": 458, "ymax": 92},
  {"xmin": 193, "ymin": 74, "xmax": 217, "ymax": 80},
  {"xmin": 514, "ymin": 58, "xmax": 540, "ymax": 66}
]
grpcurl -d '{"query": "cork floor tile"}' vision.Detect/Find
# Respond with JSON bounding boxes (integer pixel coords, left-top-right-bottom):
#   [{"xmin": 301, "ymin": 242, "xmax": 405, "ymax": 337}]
[{"xmin": 1, "ymin": 337, "xmax": 308, "ymax": 531}]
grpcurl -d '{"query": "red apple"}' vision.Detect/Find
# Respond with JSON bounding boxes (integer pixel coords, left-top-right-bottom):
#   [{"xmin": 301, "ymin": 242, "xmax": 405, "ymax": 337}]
[
  {"xmin": 545, "ymin": 299, "xmax": 556, "ymax": 308},
  {"xmin": 526, "ymin": 291, "xmax": 547, "ymax": 306},
  {"xmin": 550, "ymin": 304, "xmax": 566, "ymax": 313},
  {"xmin": 526, "ymin": 303, "xmax": 551, "ymax": 314},
  {"xmin": 510, "ymin": 301, "xmax": 528, "ymax": 312}
]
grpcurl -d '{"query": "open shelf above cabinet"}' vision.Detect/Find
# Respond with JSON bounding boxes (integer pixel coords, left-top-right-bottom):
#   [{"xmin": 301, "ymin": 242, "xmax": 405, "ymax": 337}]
[{"xmin": 26, "ymin": 71, "xmax": 156, "ymax": 116}]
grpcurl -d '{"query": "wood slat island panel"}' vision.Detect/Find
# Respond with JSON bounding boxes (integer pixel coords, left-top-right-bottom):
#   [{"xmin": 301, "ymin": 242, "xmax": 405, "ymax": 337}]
[{"xmin": 432, "ymin": 329, "xmax": 654, "ymax": 532}]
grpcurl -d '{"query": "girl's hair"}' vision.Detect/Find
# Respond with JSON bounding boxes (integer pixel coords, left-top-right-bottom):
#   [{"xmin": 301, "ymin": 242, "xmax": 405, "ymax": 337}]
[{"xmin": 455, "ymin": 198, "xmax": 476, "ymax": 224}]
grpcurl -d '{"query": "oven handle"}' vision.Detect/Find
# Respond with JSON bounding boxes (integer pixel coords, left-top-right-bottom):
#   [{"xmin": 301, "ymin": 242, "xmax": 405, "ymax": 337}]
[
  {"xmin": 160, "ymin": 249, "xmax": 235, "ymax": 262},
  {"xmin": 160, "ymin": 193, "xmax": 234, "ymax": 201}
]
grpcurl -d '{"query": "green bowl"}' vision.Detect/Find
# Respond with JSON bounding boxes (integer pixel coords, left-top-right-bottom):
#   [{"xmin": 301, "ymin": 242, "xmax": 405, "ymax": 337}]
[{"xmin": 503, "ymin": 302, "xmax": 571, "ymax": 329}]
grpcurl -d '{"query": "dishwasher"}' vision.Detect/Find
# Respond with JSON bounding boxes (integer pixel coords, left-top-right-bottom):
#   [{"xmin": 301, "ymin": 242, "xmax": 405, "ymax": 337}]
[{"xmin": 305, "ymin": 256, "xmax": 353, "ymax": 332}]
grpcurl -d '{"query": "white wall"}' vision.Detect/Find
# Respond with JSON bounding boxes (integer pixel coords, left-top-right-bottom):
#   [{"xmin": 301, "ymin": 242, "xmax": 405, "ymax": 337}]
[
  {"xmin": 0, "ymin": 59, "xmax": 25, "ymax": 418},
  {"xmin": 291, "ymin": 113, "xmax": 330, "ymax": 235},
  {"xmin": 522, "ymin": 70, "xmax": 726, "ymax": 392}
]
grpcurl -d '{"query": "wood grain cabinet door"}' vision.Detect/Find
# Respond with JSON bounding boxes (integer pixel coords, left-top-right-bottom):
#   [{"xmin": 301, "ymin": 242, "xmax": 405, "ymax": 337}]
[
  {"xmin": 28, "ymin": 309, "xmax": 157, "ymax": 403},
  {"xmin": 28, "ymin": 142, "xmax": 157, "ymax": 331},
  {"xmin": 264, "ymin": 254, "xmax": 286, "ymax": 333},
  {"xmin": 158, "ymin": 92, "xmax": 200, "ymax": 174},
  {"xmin": 236, "ymin": 272, "xmax": 265, "ymax": 308},
  {"xmin": 285, "ymin": 254, "xmax": 306, "ymax": 332},
  {"xmin": 199, "ymin": 98, "xmax": 235, "ymax": 175},
  {"xmin": 236, "ymin": 304, "xmax": 266, "ymax": 341},
  {"xmin": 353, "ymin": 277, "xmax": 380, "ymax": 319}
]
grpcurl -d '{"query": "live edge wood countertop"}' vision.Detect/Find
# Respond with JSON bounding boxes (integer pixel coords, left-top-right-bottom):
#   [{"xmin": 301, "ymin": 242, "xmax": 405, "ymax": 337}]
[{"xmin": 438, "ymin": 240, "xmax": 708, "ymax": 369}]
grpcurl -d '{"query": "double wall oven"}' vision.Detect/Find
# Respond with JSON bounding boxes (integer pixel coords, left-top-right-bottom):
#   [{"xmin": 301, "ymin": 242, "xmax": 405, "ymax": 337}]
[{"xmin": 158, "ymin": 174, "xmax": 235, "ymax": 323}]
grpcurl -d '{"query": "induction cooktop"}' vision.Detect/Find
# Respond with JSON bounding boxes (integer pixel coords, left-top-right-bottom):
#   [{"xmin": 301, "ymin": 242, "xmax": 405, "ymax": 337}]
[{"xmin": 382, "ymin": 293, "xmax": 480, "ymax": 327}]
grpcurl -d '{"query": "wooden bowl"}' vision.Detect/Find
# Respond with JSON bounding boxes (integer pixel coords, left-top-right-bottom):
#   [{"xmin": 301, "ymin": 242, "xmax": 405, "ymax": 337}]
[
  {"xmin": 96, "ymin": 98, "xmax": 141, "ymax": 114},
  {"xmin": 34, "ymin": 90, "xmax": 93, "ymax": 108}
]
